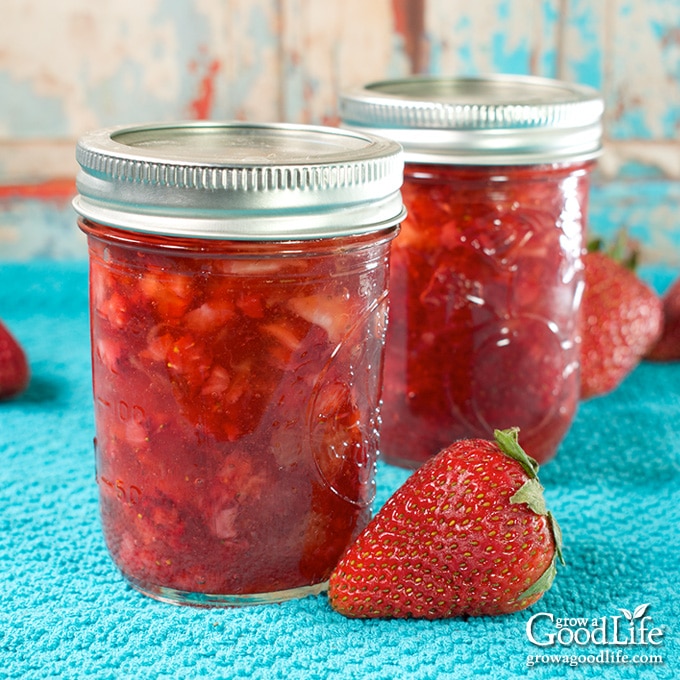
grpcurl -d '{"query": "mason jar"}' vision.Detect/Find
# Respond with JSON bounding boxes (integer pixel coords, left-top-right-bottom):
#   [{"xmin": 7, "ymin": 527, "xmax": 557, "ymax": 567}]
[
  {"xmin": 340, "ymin": 75, "xmax": 603, "ymax": 467},
  {"xmin": 73, "ymin": 122, "xmax": 404, "ymax": 606}
]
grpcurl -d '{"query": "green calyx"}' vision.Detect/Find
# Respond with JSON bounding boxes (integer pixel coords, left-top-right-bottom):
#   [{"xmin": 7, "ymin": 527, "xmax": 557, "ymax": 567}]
[
  {"xmin": 494, "ymin": 427, "xmax": 566, "ymax": 602},
  {"xmin": 510, "ymin": 478, "xmax": 547, "ymax": 515},
  {"xmin": 520, "ymin": 560, "xmax": 557, "ymax": 601},
  {"xmin": 494, "ymin": 427, "xmax": 539, "ymax": 479},
  {"xmin": 549, "ymin": 512, "xmax": 565, "ymax": 567},
  {"xmin": 587, "ymin": 229, "xmax": 639, "ymax": 271}
]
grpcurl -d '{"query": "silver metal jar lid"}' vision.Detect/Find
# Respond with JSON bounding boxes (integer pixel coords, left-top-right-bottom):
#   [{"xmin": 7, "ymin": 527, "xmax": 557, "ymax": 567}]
[
  {"xmin": 73, "ymin": 121, "xmax": 405, "ymax": 240},
  {"xmin": 340, "ymin": 75, "xmax": 604, "ymax": 165}
]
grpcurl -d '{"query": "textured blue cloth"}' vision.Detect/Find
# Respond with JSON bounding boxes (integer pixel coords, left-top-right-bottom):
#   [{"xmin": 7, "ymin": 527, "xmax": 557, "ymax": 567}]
[{"xmin": 1, "ymin": 261, "xmax": 678, "ymax": 680}]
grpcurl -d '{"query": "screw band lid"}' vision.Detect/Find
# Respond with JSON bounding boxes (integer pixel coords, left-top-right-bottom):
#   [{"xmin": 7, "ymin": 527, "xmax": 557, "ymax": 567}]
[
  {"xmin": 340, "ymin": 75, "xmax": 604, "ymax": 165},
  {"xmin": 74, "ymin": 121, "xmax": 405, "ymax": 240}
]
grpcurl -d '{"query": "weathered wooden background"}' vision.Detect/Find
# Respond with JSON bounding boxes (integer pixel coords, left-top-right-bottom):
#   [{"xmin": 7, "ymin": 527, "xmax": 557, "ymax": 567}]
[{"xmin": 1, "ymin": 0, "xmax": 678, "ymax": 263}]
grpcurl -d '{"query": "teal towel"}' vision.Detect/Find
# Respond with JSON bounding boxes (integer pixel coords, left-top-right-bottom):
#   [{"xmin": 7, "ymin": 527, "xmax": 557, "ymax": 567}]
[{"xmin": 1, "ymin": 262, "xmax": 678, "ymax": 679}]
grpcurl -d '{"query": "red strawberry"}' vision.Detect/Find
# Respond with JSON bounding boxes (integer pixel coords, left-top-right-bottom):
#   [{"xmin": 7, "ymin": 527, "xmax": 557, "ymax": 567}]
[
  {"xmin": 580, "ymin": 237, "xmax": 662, "ymax": 399},
  {"xmin": 645, "ymin": 275, "xmax": 680, "ymax": 361},
  {"xmin": 328, "ymin": 428, "xmax": 563, "ymax": 619},
  {"xmin": 0, "ymin": 320, "xmax": 30, "ymax": 400}
]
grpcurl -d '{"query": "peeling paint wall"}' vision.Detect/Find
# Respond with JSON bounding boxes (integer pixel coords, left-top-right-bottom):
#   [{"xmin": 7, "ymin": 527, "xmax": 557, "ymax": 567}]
[{"xmin": 0, "ymin": 0, "xmax": 678, "ymax": 262}]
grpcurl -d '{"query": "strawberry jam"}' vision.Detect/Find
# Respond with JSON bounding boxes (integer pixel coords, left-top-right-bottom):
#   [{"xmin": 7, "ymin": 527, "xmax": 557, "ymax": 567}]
[
  {"xmin": 381, "ymin": 162, "xmax": 593, "ymax": 466},
  {"xmin": 340, "ymin": 75, "xmax": 603, "ymax": 466},
  {"xmin": 82, "ymin": 223, "xmax": 394, "ymax": 602},
  {"xmin": 74, "ymin": 122, "xmax": 404, "ymax": 605}
]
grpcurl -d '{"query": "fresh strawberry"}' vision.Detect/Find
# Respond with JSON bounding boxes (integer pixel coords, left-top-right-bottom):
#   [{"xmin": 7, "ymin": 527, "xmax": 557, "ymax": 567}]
[
  {"xmin": 328, "ymin": 428, "xmax": 563, "ymax": 619},
  {"xmin": 645, "ymin": 275, "xmax": 680, "ymax": 361},
  {"xmin": 0, "ymin": 320, "xmax": 30, "ymax": 400},
  {"xmin": 580, "ymin": 237, "xmax": 662, "ymax": 399}
]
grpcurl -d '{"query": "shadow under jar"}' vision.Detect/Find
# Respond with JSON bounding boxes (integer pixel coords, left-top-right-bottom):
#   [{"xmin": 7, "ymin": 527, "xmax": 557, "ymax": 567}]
[
  {"xmin": 73, "ymin": 122, "xmax": 404, "ymax": 606},
  {"xmin": 340, "ymin": 75, "xmax": 604, "ymax": 467}
]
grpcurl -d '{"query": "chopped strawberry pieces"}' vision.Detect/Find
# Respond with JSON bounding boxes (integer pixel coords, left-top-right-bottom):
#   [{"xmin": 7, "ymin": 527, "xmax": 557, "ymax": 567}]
[
  {"xmin": 236, "ymin": 292, "xmax": 266, "ymax": 318},
  {"xmin": 381, "ymin": 162, "xmax": 592, "ymax": 466},
  {"xmin": 200, "ymin": 365, "xmax": 231, "ymax": 396},
  {"xmin": 288, "ymin": 293, "xmax": 352, "ymax": 343},
  {"xmin": 183, "ymin": 300, "xmax": 236, "ymax": 333},
  {"xmin": 85, "ymin": 226, "xmax": 389, "ymax": 596}
]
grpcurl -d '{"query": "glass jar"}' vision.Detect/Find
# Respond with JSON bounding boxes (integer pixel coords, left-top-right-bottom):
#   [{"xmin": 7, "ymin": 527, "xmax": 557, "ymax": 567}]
[
  {"xmin": 73, "ymin": 122, "xmax": 404, "ymax": 606},
  {"xmin": 340, "ymin": 75, "xmax": 603, "ymax": 467}
]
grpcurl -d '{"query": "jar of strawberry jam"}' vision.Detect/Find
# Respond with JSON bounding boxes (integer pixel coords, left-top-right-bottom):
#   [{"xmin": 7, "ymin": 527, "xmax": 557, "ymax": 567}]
[
  {"xmin": 73, "ymin": 122, "xmax": 404, "ymax": 606},
  {"xmin": 340, "ymin": 75, "xmax": 603, "ymax": 467}
]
